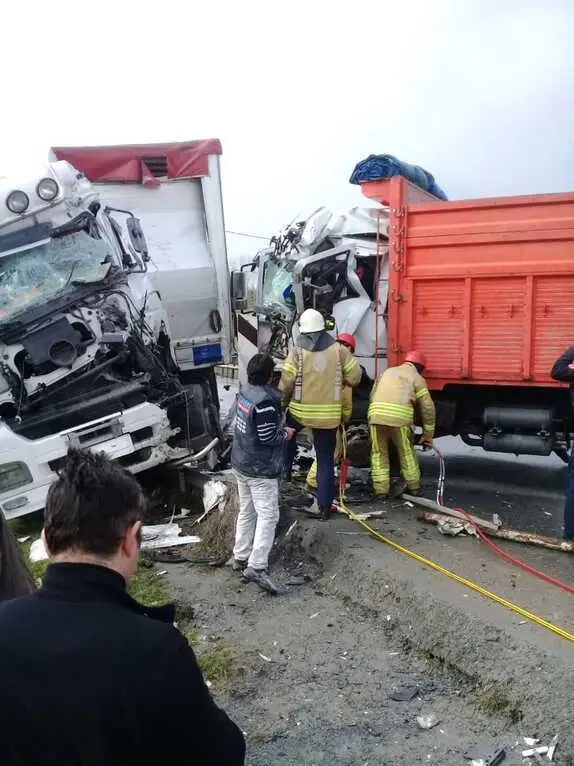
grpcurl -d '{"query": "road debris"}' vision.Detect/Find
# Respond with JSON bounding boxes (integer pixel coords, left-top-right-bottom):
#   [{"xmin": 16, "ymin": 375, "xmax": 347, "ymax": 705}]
[
  {"xmin": 285, "ymin": 575, "xmax": 308, "ymax": 586},
  {"xmin": 420, "ymin": 511, "xmax": 574, "ymax": 553},
  {"xmin": 465, "ymin": 742, "xmax": 506, "ymax": 765},
  {"xmin": 547, "ymin": 734, "xmax": 559, "ymax": 760},
  {"xmin": 521, "ymin": 745, "xmax": 548, "ymax": 757},
  {"xmin": 258, "ymin": 653, "xmax": 272, "ymax": 663},
  {"xmin": 404, "ymin": 494, "xmax": 501, "ymax": 531},
  {"xmin": 390, "ymin": 684, "xmax": 419, "ymax": 702},
  {"xmin": 29, "ymin": 523, "xmax": 201, "ymax": 562},
  {"xmin": 436, "ymin": 519, "xmax": 477, "ymax": 537},
  {"xmin": 416, "ymin": 713, "xmax": 440, "ymax": 730}
]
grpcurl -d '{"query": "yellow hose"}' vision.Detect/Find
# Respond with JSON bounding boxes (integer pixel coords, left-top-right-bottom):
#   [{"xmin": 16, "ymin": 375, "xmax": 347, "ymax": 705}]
[{"xmin": 338, "ymin": 427, "xmax": 574, "ymax": 643}]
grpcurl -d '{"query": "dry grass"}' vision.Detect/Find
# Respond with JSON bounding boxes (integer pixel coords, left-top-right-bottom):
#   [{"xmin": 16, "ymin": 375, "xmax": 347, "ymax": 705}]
[{"xmin": 194, "ymin": 479, "xmax": 239, "ymax": 560}]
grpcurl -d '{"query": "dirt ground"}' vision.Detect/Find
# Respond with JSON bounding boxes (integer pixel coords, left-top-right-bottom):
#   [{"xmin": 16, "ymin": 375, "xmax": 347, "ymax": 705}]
[{"xmin": 166, "ymin": 508, "xmax": 535, "ymax": 766}]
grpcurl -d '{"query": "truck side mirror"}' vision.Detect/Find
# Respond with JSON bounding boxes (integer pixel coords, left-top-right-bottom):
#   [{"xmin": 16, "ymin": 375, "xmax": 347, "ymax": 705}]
[
  {"xmin": 127, "ymin": 216, "xmax": 150, "ymax": 262},
  {"xmin": 231, "ymin": 270, "xmax": 247, "ymax": 311}
]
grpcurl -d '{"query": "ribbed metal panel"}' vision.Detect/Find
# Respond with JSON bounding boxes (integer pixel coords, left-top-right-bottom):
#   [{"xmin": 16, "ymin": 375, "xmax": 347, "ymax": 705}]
[
  {"xmin": 533, "ymin": 277, "xmax": 574, "ymax": 379},
  {"xmin": 411, "ymin": 280, "xmax": 463, "ymax": 375},
  {"xmin": 470, "ymin": 278, "xmax": 525, "ymax": 379}
]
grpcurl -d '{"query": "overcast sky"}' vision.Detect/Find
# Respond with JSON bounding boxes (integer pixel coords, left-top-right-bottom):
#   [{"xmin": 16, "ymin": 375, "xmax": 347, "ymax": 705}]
[{"xmin": 2, "ymin": 0, "xmax": 573, "ymax": 264}]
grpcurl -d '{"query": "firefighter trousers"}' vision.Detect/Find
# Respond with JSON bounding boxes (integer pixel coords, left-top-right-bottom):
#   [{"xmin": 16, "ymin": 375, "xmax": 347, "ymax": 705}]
[
  {"xmin": 306, "ymin": 428, "xmax": 344, "ymax": 489},
  {"xmin": 370, "ymin": 424, "xmax": 421, "ymax": 496}
]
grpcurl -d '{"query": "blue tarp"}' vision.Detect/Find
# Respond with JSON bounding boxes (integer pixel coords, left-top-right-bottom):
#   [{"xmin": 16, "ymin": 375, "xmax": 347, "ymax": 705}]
[{"xmin": 349, "ymin": 154, "xmax": 447, "ymax": 200}]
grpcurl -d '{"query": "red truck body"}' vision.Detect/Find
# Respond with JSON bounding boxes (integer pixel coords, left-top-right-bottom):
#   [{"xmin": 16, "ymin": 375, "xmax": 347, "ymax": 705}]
[{"xmin": 362, "ymin": 177, "xmax": 574, "ymax": 456}]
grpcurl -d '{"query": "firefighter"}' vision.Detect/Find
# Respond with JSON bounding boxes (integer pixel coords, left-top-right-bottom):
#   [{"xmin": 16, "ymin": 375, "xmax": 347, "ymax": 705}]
[
  {"xmin": 550, "ymin": 346, "xmax": 574, "ymax": 540},
  {"xmin": 368, "ymin": 350, "xmax": 435, "ymax": 498},
  {"xmin": 306, "ymin": 333, "xmax": 356, "ymax": 491},
  {"xmin": 280, "ymin": 309, "xmax": 361, "ymax": 520}
]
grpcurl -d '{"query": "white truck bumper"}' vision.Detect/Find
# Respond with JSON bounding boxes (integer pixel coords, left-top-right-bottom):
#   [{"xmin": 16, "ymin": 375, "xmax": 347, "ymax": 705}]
[{"xmin": 0, "ymin": 403, "xmax": 186, "ymax": 520}]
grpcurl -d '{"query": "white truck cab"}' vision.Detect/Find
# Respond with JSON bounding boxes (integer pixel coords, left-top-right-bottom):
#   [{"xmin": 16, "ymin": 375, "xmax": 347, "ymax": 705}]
[{"xmin": 0, "ymin": 141, "xmax": 231, "ymax": 518}]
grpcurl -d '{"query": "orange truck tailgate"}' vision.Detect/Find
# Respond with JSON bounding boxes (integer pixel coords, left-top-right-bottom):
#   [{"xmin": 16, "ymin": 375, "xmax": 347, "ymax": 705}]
[{"xmin": 362, "ymin": 177, "xmax": 574, "ymax": 390}]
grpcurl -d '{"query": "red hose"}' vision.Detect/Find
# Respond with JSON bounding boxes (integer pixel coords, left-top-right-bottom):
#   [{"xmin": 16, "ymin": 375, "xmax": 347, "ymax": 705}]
[
  {"xmin": 453, "ymin": 506, "xmax": 574, "ymax": 596},
  {"xmin": 429, "ymin": 448, "xmax": 574, "ymax": 595}
]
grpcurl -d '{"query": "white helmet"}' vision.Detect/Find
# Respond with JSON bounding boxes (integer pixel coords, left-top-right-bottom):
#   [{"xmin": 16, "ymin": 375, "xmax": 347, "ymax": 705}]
[{"xmin": 299, "ymin": 308, "xmax": 325, "ymax": 334}]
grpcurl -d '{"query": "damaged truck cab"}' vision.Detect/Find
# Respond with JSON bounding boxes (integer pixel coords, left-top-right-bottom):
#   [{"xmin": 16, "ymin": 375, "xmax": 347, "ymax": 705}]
[
  {"xmin": 234, "ymin": 176, "xmax": 574, "ymax": 462},
  {"xmin": 0, "ymin": 141, "xmax": 231, "ymax": 518}
]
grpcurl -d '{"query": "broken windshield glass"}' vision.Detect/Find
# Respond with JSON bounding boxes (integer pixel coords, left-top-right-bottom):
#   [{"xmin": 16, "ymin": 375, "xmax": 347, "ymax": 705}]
[
  {"xmin": 261, "ymin": 260, "xmax": 294, "ymax": 314},
  {"xmin": 0, "ymin": 231, "xmax": 111, "ymax": 322}
]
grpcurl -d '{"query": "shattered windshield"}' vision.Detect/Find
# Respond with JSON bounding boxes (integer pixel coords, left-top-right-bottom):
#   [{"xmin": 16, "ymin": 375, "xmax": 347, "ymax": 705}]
[
  {"xmin": 0, "ymin": 231, "xmax": 111, "ymax": 322},
  {"xmin": 261, "ymin": 260, "xmax": 294, "ymax": 314}
]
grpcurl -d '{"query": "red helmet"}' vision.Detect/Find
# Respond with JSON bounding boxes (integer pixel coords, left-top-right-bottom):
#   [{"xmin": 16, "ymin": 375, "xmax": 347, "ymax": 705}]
[
  {"xmin": 405, "ymin": 349, "xmax": 426, "ymax": 368},
  {"xmin": 337, "ymin": 333, "xmax": 356, "ymax": 352}
]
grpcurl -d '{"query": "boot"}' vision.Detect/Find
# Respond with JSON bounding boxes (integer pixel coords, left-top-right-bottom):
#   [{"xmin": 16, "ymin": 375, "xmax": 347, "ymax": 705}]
[
  {"xmin": 319, "ymin": 506, "xmax": 331, "ymax": 522},
  {"xmin": 242, "ymin": 567, "xmax": 279, "ymax": 595}
]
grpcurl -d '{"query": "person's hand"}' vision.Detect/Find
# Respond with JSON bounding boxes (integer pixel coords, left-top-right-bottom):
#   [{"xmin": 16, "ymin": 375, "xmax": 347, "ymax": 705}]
[
  {"xmin": 419, "ymin": 434, "xmax": 433, "ymax": 449},
  {"xmin": 285, "ymin": 427, "xmax": 296, "ymax": 441}
]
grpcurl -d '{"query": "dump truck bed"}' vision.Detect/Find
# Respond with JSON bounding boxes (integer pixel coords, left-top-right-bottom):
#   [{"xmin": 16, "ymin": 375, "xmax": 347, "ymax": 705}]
[{"xmin": 362, "ymin": 177, "xmax": 574, "ymax": 390}]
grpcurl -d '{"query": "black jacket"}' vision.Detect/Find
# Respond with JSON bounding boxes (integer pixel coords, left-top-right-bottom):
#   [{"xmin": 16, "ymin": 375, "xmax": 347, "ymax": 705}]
[
  {"xmin": 0, "ymin": 563, "xmax": 245, "ymax": 766},
  {"xmin": 231, "ymin": 382, "xmax": 286, "ymax": 478},
  {"xmin": 551, "ymin": 346, "xmax": 574, "ymax": 383}
]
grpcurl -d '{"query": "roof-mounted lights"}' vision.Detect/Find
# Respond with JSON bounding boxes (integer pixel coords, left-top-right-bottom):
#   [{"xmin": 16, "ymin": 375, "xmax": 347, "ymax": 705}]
[
  {"xmin": 6, "ymin": 190, "xmax": 29, "ymax": 214},
  {"xmin": 36, "ymin": 177, "xmax": 59, "ymax": 201}
]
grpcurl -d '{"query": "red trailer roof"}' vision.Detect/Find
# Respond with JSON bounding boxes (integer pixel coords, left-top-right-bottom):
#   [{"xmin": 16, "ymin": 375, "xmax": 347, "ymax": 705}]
[{"xmin": 51, "ymin": 139, "xmax": 222, "ymax": 186}]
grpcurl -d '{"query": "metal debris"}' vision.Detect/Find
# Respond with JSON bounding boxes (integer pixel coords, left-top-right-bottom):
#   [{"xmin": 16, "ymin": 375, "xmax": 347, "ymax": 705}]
[
  {"xmin": 416, "ymin": 714, "xmax": 440, "ymax": 730},
  {"xmin": 521, "ymin": 746, "xmax": 548, "ymax": 758},
  {"xmin": 286, "ymin": 575, "xmax": 307, "ymax": 586},
  {"xmin": 284, "ymin": 521, "xmax": 298, "ymax": 538},
  {"xmin": 437, "ymin": 519, "xmax": 477, "ymax": 537},
  {"xmin": 390, "ymin": 684, "xmax": 419, "ymax": 702},
  {"xmin": 547, "ymin": 734, "xmax": 559, "ymax": 760}
]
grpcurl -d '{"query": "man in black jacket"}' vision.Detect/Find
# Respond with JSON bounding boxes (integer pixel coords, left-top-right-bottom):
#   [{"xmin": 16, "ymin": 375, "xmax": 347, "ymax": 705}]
[
  {"xmin": 0, "ymin": 448, "xmax": 245, "ymax": 766},
  {"xmin": 230, "ymin": 353, "xmax": 294, "ymax": 593},
  {"xmin": 551, "ymin": 347, "xmax": 574, "ymax": 540}
]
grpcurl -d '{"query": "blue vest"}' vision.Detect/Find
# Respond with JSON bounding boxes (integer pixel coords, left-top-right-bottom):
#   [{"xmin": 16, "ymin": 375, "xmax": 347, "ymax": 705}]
[{"xmin": 231, "ymin": 383, "xmax": 284, "ymax": 479}]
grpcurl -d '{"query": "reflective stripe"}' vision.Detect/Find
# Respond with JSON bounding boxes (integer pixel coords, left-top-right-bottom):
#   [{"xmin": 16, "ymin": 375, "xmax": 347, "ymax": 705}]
[
  {"xmin": 415, "ymin": 387, "xmax": 429, "ymax": 400},
  {"xmin": 368, "ymin": 401, "xmax": 414, "ymax": 425},
  {"xmin": 398, "ymin": 426, "xmax": 420, "ymax": 484},
  {"xmin": 343, "ymin": 358, "xmax": 358, "ymax": 375},
  {"xmin": 289, "ymin": 402, "xmax": 341, "ymax": 420},
  {"xmin": 283, "ymin": 362, "xmax": 297, "ymax": 377},
  {"xmin": 370, "ymin": 425, "xmax": 390, "ymax": 492}
]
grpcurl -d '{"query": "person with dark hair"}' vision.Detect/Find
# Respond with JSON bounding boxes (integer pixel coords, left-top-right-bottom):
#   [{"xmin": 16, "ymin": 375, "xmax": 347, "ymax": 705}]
[
  {"xmin": 230, "ymin": 353, "xmax": 295, "ymax": 594},
  {"xmin": 0, "ymin": 512, "xmax": 36, "ymax": 601},
  {"xmin": 0, "ymin": 448, "xmax": 245, "ymax": 766}
]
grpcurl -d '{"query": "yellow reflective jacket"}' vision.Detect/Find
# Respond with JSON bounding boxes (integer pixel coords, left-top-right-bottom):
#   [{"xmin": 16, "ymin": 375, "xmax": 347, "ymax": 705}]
[
  {"xmin": 341, "ymin": 385, "xmax": 353, "ymax": 425},
  {"xmin": 368, "ymin": 362, "xmax": 435, "ymax": 436},
  {"xmin": 280, "ymin": 332, "xmax": 361, "ymax": 429}
]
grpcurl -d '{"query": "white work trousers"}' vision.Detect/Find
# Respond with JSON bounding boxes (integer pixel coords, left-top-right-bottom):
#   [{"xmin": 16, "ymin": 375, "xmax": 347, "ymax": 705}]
[{"xmin": 233, "ymin": 470, "xmax": 279, "ymax": 570}]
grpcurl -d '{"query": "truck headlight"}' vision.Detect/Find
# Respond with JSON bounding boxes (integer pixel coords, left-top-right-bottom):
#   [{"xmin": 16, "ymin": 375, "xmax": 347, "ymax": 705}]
[
  {"xmin": 6, "ymin": 190, "xmax": 29, "ymax": 214},
  {"xmin": 0, "ymin": 462, "xmax": 33, "ymax": 492},
  {"xmin": 36, "ymin": 178, "xmax": 59, "ymax": 201}
]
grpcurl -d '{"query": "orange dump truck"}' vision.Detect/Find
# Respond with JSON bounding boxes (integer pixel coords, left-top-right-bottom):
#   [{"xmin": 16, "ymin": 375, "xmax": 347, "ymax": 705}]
[{"xmin": 361, "ymin": 176, "xmax": 574, "ymax": 460}]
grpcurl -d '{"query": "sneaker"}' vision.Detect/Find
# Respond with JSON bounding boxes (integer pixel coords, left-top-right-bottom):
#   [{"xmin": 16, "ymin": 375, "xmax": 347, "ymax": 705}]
[{"xmin": 242, "ymin": 567, "xmax": 279, "ymax": 595}]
